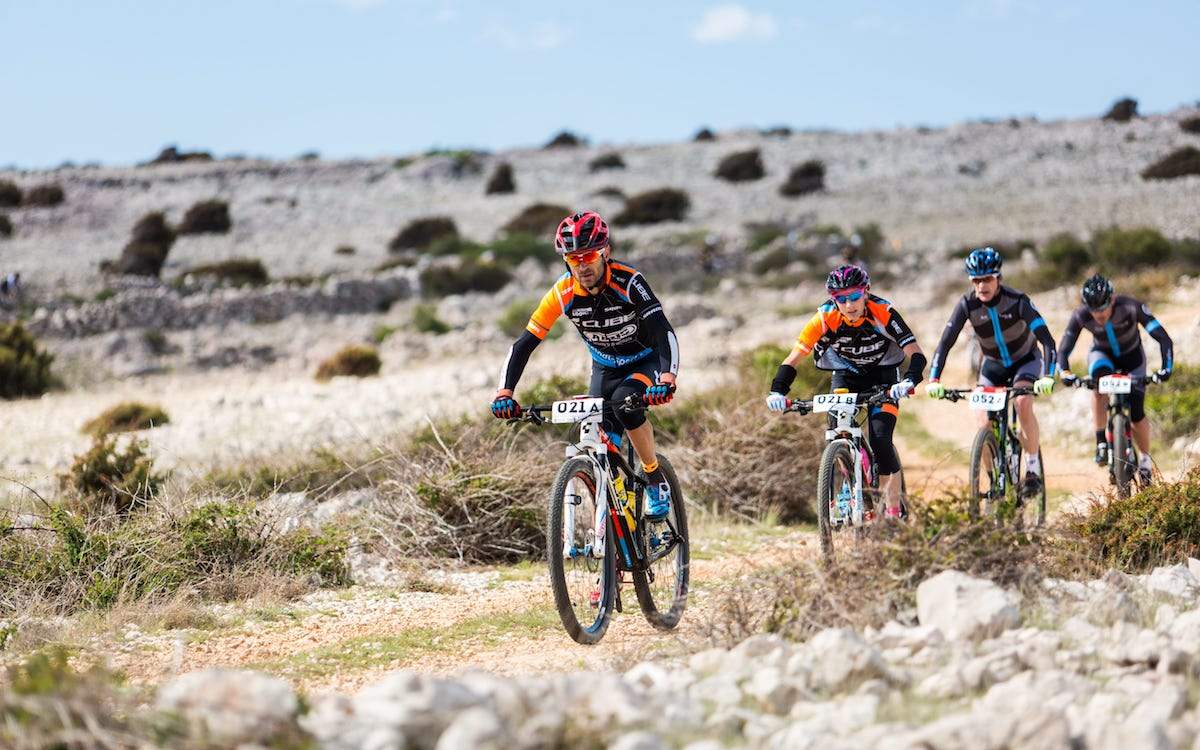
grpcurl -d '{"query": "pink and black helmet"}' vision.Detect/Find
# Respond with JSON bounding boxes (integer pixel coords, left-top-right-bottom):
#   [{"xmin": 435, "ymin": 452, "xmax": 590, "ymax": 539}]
[
  {"xmin": 826, "ymin": 263, "xmax": 869, "ymax": 292},
  {"xmin": 554, "ymin": 211, "xmax": 610, "ymax": 256}
]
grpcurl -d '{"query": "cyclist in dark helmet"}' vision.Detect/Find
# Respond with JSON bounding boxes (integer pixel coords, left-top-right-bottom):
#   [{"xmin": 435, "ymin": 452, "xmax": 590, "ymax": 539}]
[
  {"xmin": 1059, "ymin": 273, "xmax": 1173, "ymax": 483},
  {"xmin": 766, "ymin": 264, "xmax": 927, "ymax": 519},
  {"xmin": 926, "ymin": 247, "xmax": 1059, "ymax": 497},
  {"xmin": 490, "ymin": 211, "xmax": 679, "ymax": 521}
]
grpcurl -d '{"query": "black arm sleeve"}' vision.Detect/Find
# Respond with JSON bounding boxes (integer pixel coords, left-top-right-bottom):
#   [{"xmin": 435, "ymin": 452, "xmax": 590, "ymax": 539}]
[
  {"xmin": 630, "ymin": 273, "xmax": 679, "ymax": 378},
  {"xmin": 904, "ymin": 352, "xmax": 928, "ymax": 386},
  {"xmin": 771, "ymin": 364, "xmax": 798, "ymax": 395},
  {"xmin": 1057, "ymin": 310, "xmax": 1083, "ymax": 374},
  {"xmin": 1138, "ymin": 302, "xmax": 1174, "ymax": 371},
  {"xmin": 929, "ymin": 298, "xmax": 969, "ymax": 380},
  {"xmin": 1022, "ymin": 298, "xmax": 1058, "ymax": 376},
  {"xmin": 498, "ymin": 331, "xmax": 542, "ymax": 393}
]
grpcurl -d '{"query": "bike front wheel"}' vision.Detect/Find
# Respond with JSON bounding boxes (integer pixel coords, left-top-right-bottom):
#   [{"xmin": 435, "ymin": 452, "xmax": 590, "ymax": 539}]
[
  {"xmin": 968, "ymin": 427, "xmax": 1004, "ymax": 520},
  {"xmin": 632, "ymin": 454, "xmax": 690, "ymax": 630},
  {"xmin": 1111, "ymin": 414, "xmax": 1134, "ymax": 498},
  {"xmin": 816, "ymin": 440, "xmax": 856, "ymax": 563},
  {"xmin": 547, "ymin": 457, "xmax": 615, "ymax": 645}
]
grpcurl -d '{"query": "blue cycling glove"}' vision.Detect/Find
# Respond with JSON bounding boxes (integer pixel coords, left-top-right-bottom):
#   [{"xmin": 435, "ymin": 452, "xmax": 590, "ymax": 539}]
[{"xmin": 490, "ymin": 396, "xmax": 521, "ymax": 419}]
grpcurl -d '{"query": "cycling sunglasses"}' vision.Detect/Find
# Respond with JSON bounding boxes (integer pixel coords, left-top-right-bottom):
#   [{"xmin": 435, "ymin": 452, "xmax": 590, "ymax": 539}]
[
  {"xmin": 564, "ymin": 248, "xmax": 605, "ymax": 266},
  {"xmin": 969, "ymin": 275, "xmax": 998, "ymax": 285},
  {"xmin": 832, "ymin": 289, "xmax": 865, "ymax": 304}
]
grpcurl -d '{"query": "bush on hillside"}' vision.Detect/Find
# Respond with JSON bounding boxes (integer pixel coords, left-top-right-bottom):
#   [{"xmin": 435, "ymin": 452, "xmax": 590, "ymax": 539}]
[
  {"xmin": 1145, "ymin": 364, "xmax": 1200, "ymax": 441},
  {"xmin": 146, "ymin": 145, "xmax": 214, "ymax": 164},
  {"xmin": 593, "ymin": 186, "xmax": 626, "ymax": 200},
  {"xmin": 1042, "ymin": 232, "xmax": 1092, "ymax": 277},
  {"xmin": 419, "ymin": 259, "xmax": 512, "ymax": 296},
  {"xmin": 780, "ymin": 160, "xmax": 826, "ymax": 197},
  {"xmin": 613, "ymin": 188, "xmax": 689, "ymax": 225},
  {"xmin": 761, "ymin": 125, "xmax": 792, "ymax": 137},
  {"xmin": 1141, "ymin": 146, "xmax": 1200, "ymax": 180},
  {"xmin": 1093, "ymin": 226, "xmax": 1173, "ymax": 271},
  {"xmin": 131, "ymin": 211, "xmax": 175, "ymax": 246},
  {"xmin": 412, "ymin": 303, "xmax": 450, "ymax": 335},
  {"xmin": 0, "ymin": 180, "xmax": 21, "ymax": 207},
  {"xmin": 1181, "ymin": 116, "xmax": 1200, "ymax": 135},
  {"xmin": 714, "ymin": 149, "xmax": 765, "ymax": 182},
  {"xmin": 23, "ymin": 184, "xmax": 65, "ymax": 207},
  {"xmin": 693, "ymin": 127, "xmax": 717, "ymax": 142},
  {"xmin": 544, "ymin": 130, "xmax": 586, "ymax": 149},
  {"xmin": 388, "ymin": 216, "xmax": 458, "ymax": 253},
  {"xmin": 82, "ymin": 402, "xmax": 170, "ymax": 437},
  {"xmin": 522, "ymin": 374, "xmax": 588, "ymax": 404},
  {"xmin": 116, "ymin": 242, "xmax": 171, "ymax": 276},
  {"xmin": 1102, "ymin": 97, "xmax": 1138, "ymax": 122},
  {"xmin": 497, "ymin": 297, "xmax": 565, "ymax": 339},
  {"xmin": 589, "ymin": 152, "xmax": 626, "ymax": 172},
  {"xmin": 488, "ymin": 233, "xmax": 553, "ymax": 265},
  {"xmin": 485, "ymin": 162, "xmax": 516, "ymax": 194},
  {"xmin": 0, "ymin": 213, "xmax": 11, "ymax": 239},
  {"xmin": 425, "ymin": 235, "xmax": 484, "ymax": 258},
  {"xmin": 63, "ymin": 436, "xmax": 165, "ymax": 515},
  {"xmin": 335, "ymin": 244, "xmax": 356, "ymax": 255},
  {"xmin": 183, "ymin": 258, "xmax": 270, "ymax": 287},
  {"xmin": 0, "ymin": 323, "xmax": 56, "ymax": 399},
  {"xmin": 177, "ymin": 199, "xmax": 231, "ymax": 235},
  {"xmin": 502, "ymin": 203, "xmax": 571, "ymax": 237},
  {"xmin": 315, "ymin": 345, "xmax": 381, "ymax": 381}
]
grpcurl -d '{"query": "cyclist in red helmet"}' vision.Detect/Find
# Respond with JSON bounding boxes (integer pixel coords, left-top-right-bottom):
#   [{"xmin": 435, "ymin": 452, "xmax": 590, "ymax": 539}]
[
  {"xmin": 491, "ymin": 211, "xmax": 680, "ymax": 520},
  {"xmin": 765, "ymin": 264, "xmax": 927, "ymax": 519}
]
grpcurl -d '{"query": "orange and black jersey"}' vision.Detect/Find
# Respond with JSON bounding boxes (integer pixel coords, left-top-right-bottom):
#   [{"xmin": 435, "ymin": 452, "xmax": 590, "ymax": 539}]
[
  {"xmin": 498, "ymin": 261, "xmax": 679, "ymax": 391},
  {"xmin": 794, "ymin": 295, "xmax": 917, "ymax": 372}
]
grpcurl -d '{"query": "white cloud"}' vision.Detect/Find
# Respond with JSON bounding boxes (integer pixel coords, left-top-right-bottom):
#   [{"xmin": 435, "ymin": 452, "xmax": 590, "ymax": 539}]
[{"xmin": 692, "ymin": 5, "xmax": 778, "ymax": 44}]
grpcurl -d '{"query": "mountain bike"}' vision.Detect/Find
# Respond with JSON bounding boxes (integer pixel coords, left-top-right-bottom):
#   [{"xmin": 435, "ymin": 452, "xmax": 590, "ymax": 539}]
[
  {"xmin": 941, "ymin": 386, "xmax": 1045, "ymax": 526},
  {"xmin": 782, "ymin": 386, "xmax": 908, "ymax": 563},
  {"xmin": 509, "ymin": 394, "xmax": 689, "ymax": 645},
  {"xmin": 1067, "ymin": 373, "xmax": 1160, "ymax": 497}
]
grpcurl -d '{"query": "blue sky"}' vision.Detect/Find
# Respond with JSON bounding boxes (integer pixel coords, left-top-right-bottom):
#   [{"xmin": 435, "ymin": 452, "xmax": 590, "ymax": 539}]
[{"xmin": 3, "ymin": 0, "xmax": 1197, "ymax": 168}]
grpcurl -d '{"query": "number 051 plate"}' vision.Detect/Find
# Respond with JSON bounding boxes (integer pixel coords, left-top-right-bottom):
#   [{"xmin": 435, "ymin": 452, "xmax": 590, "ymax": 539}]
[
  {"xmin": 551, "ymin": 397, "xmax": 604, "ymax": 423},
  {"xmin": 969, "ymin": 389, "xmax": 1007, "ymax": 411}
]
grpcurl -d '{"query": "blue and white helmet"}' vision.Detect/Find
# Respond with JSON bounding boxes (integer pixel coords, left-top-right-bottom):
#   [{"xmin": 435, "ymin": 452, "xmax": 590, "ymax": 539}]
[{"xmin": 964, "ymin": 247, "xmax": 1002, "ymax": 278}]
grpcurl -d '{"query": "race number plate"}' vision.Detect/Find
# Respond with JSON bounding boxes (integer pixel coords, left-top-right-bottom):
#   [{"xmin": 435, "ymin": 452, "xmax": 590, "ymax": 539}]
[
  {"xmin": 551, "ymin": 397, "xmax": 605, "ymax": 424},
  {"xmin": 812, "ymin": 392, "xmax": 858, "ymax": 413},
  {"xmin": 969, "ymin": 389, "xmax": 1007, "ymax": 411},
  {"xmin": 1098, "ymin": 375, "xmax": 1132, "ymax": 394}
]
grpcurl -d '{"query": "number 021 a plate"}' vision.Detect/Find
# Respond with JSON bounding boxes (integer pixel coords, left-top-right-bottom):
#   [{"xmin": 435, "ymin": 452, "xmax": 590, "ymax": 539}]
[{"xmin": 551, "ymin": 397, "xmax": 604, "ymax": 423}]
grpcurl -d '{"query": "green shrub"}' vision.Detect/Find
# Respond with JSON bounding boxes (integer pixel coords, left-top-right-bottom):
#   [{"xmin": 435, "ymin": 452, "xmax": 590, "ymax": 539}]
[
  {"xmin": 1069, "ymin": 468, "xmax": 1200, "ymax": 572},
  {"xmin": 1146, "ymin": 364, "xmax": 1200, "ymax": 441},
  {"xmin": 1181, "ymin": 116, "xmax": 1200, "ymax": 135},
  {"xmin": 613, "ymin": 188, "xmax": 690, "ymax": 225},
  {"xmin": 488, "ymin": 232, "xmax": 553, "ymax": 265},
  {"xmin": 0, "ymin": 323, "xmax": 55, "ymax": 399},
  {"xmin": 1102, "ymin": 97, "xmax": 1138, "ymax": 122},
  {"xmin": 0, "ymin": 213, "xmax": 11, "ymax": 238},
  {"xmin": 335, "ymin": 244, "xmax": 356, "ymax": 255},
  {"xmin": 485, "ymin": 162, "xmax": 516, "ymax": 194},
  {"xmin": 81, "ymin": 402, "xmax": 170, "ymax": 437},
  {"xmin": 738, "ymin": 343, "xmax": 830, "ymax": 394},
  {"xmin": 117, "ymin": 212, "xmax": 176, "ymax": 276},
  {"xmin": 177, "ymin": 199, "xmax": 231, "ymax": 234},
  {"xmin": 748, "ymin": 225, "xmax": 784, "ymax": 252},
  {"xmin": 693, "ymin": 127, "xmax": 717, "ymax": 142},
  {"xmin": 63, "ymin": 436, "xmax": 165, "ymax": 515},
  {"xmin": 522, "ymin": 374, "xmax": 588, "ymax": 404},
  {"xmin": 503, "ymin": 203, "xmax": 571, "ymax": 237},
  {"xmin": 372, "ymin": 323, "xmax": 399, "ymax": 344},
  {"xmin": 544, "ymin": 130, "xmax": 585, "ymax": 148},
  {"xmin": 0, "ymin": 180, "xmax": 21, "ymax": 207},
  {"xmin": 593, "ymin": 186, "xmax": 625, "ymax": 200},
  {"xmin": 1042, "ymin": 232, "xmax": 1091, "ymax": 276},
  {"xmin": 1141, "ymin": 146, "xmax": 1200, "ymax": 180},
  {"xmin": 426, "ymin": 235, "xmax": 485, "ymax": 258},
  {"xmin": 203, "ymin": 446, "xmax": 381, "ymax": 500},
  {"xmin": 780, "ymin": 160, "xmax": 825, "ymax": 197},
  {"xmin": 589, "ymin": 152, "xmax": 625, "ymax": 171},
  {"xmin": 497, "ymin": 297, "xmax": 565, "ymax": 339},
  {"xmin": 714, "ymin": 149, "xmax": 765, "ymax": 182},
  {"xmin": 183, "ymin": 258, "xmax": 269, "ymax": 287},
  {"xmin": 420, "ymin": 259, "xmax": 512, "ymax": 297},
  {"xmin": 1175, "ymin": 237, "xmax": 1200, "ymax": 271},
  {"xmin": 146, "ymin": 145, "xmax": 213, "ymax": 164},
  {"xmin": 315, "ymin": 344, "xmax": 381, "ymax": 381},
  {"xmin": 1093, "ymin": 226, "xmax": 1173, "ymax": 271},
  {"xmin": 389, "ymin": 216, "xmax": 458, "ymax": 253},
  {"xmin": 752, "ymin": 246, "xmax": 791, "ymax": 274},
  {"xmin": 424, "ymin": 148, "xmax": 486, "ymax": 177},
  {"xmin": 761, "ymin": 125, "xmax": 792, "ymax": 137},
  {"xmin": 412, "ymin": 303, "xmax": 450, "ymax": 335},
  {"xmin": 23, "ymin": 184, "xmax": 65, "ymax": 207},
  {"xmin": 852, "ymin": 223, "xmax": 885, "ymax": 262}
]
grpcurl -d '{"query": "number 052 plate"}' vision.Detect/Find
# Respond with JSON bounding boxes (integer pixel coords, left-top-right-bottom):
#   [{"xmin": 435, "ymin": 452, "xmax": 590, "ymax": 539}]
[
  {"xmin": 969, "ymin": 389, "xmax": 1007, "ymax": 411},
  {"xmin": 551, "ymin": 397, "xmax": 604, "ymax": 423},
  {"xmin": 1098, "ymin": 375, "xmax": 1132, "ymax": 394}
]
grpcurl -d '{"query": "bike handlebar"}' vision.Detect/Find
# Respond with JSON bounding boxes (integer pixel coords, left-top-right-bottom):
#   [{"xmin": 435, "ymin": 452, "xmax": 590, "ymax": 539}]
[
  {"xmin": 506, "ymin": 393, "xmax": 661, "ymax": 426},
  {"xmin": 941, "ymin": 385, "xmax": 1035, "ymax": 403},
  {"xmin": 1065, "ymin": 373, "xmax": 1160, "ymax": 390},
  {"xmin": 783, "ymin": 385, "xmax": 892, "ymax": 414}
]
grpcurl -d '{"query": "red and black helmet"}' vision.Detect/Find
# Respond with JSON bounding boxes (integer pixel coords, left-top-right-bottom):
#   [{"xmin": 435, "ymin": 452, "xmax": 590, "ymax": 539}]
[{"xmin": 554, "ymin": 211, "xmax": 610, "ymax": 256}]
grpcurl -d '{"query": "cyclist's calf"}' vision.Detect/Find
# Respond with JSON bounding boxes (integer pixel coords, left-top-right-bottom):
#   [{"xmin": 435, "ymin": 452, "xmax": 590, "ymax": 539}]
[{"xmin": 869, "ymin": 408, "xmax": 901, "ymax": 475}]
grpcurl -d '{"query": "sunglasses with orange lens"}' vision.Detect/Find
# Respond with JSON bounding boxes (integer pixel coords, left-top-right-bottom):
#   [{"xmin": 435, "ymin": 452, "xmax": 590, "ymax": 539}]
[{"xmin": 564, "ymin": 249, "xmax": 603, "ymax": 266}]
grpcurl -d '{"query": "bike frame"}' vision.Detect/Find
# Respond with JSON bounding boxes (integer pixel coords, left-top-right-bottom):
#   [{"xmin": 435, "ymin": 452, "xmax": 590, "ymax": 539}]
[{"xmin": 1072, "ymin": 374, "xmax": 1155, "ymax": 484}]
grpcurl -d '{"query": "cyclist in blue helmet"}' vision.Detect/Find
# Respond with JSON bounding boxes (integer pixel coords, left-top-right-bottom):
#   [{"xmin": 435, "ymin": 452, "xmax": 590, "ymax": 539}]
[{"xmin": 926, "ymin": 247, "xmax": 1058, "ymax": 496}]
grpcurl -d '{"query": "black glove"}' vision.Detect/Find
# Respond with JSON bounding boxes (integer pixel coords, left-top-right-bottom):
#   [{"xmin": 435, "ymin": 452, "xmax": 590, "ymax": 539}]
[{"xmin": 1156, "ymin": 368, "xmax": 1171, "ymax": 384}]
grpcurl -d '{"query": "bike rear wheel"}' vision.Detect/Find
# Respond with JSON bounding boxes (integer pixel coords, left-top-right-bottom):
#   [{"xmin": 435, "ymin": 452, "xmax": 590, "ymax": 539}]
[
  {"xmin": 632, "ymin": 454, "xmax": 690, "ymax": 630},
  {"xmin": 968, "ymin": 427, "xmax": 1004, "ymax": 520},
  {"xmin": 816, "ymin": 440, "xmax": 855, "ymax": 563},
  {"xmin": 547, "ymin": 458, "xmax": 615, "ymax": 645},
  {"xmin": 1112, "ymin": 414, "xmax": 1134, "ymax": 498}
]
